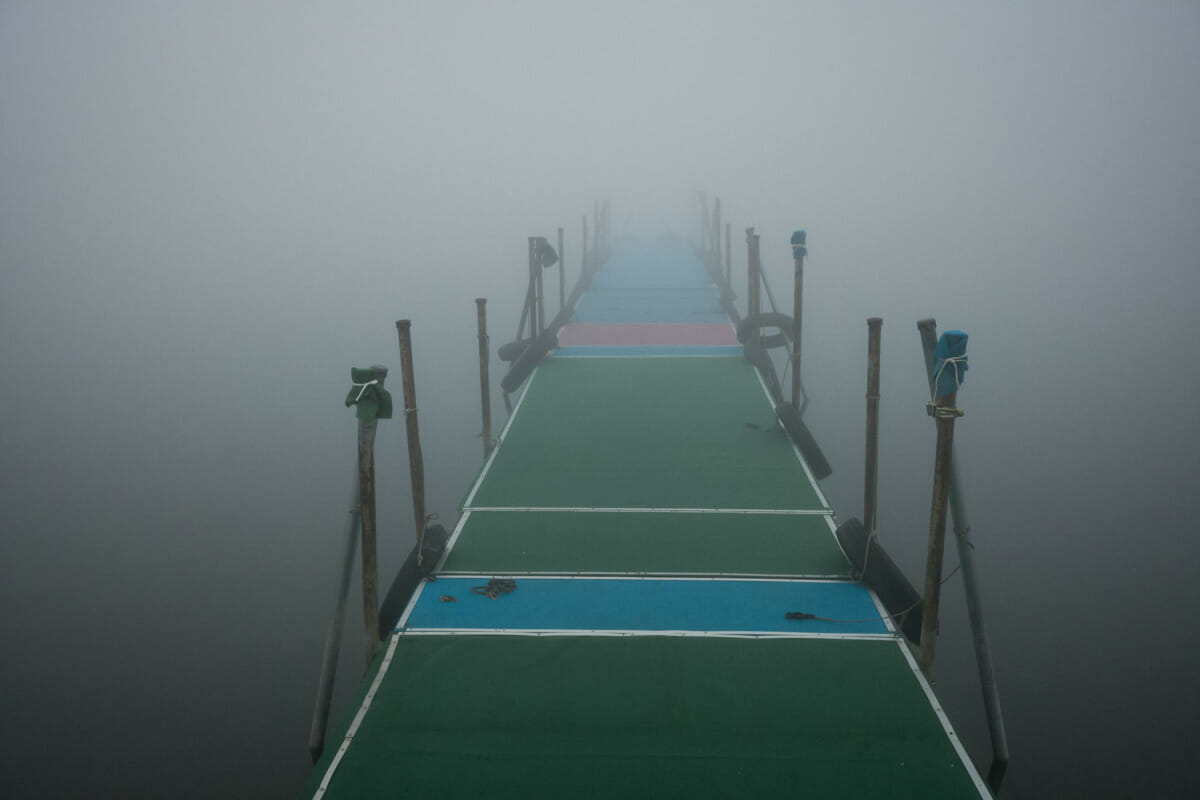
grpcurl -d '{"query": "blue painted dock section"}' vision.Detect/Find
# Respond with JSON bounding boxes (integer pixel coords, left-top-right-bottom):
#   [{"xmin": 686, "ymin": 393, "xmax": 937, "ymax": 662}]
[{"xmin": 402, "ymin": 577, "xmax": 890, "ymax": 635}]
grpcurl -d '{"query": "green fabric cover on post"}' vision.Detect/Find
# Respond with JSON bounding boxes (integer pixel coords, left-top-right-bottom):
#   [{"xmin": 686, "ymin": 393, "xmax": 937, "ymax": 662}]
[{"xmin": 345, "ymin": 367, "xmax": 393, "ymax": 421}]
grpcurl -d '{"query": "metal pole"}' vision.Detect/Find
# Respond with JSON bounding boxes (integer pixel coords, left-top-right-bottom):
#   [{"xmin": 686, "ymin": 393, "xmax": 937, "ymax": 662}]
[
  {"xmin": 476, "ymin": 299, "xmax": 492, "ymax": 460},
  {"xmin": 308, "ymin": 478, "xmax": 361, "ymax": 762},
  {"xmin": 918, "ymin": 384, "xmax": 959, "ymax": 679},
  {"xmin": 557, "ymin": 227, "xmax": 565, "ymax": 312},
  {"xmin": 791, "ymin": 248, "xmax": 805, "ymax": 410},
  {"xmin": 917, "ymin": 319, "xmax": 1009, "ymax": 789},
  {"xmin": 864, "ymin": 318, "xmax": 882, "ymax": 536},
  {"xmin": 356, "ymin": 414, "xmax": 380, "ymax": 668},
  {"xmin": 394, "ymin": 320, "xmax": 428, "ymax": 565}
]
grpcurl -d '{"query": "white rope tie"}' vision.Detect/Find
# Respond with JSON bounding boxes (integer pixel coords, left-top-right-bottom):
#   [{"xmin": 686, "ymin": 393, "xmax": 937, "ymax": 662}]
[
  {"xmin": 350, "ymin": 379, "xmax": 378, "ymax": 402},
  {"xmin": 933, "ymin": 355, "xmax": 967, "ymax": 393}
]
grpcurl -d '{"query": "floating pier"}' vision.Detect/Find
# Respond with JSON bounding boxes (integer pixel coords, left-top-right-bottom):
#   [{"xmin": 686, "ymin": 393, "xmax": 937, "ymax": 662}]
[{"xmin": 303, "ymin": 217, "xmax": 992, "ymax": 798}]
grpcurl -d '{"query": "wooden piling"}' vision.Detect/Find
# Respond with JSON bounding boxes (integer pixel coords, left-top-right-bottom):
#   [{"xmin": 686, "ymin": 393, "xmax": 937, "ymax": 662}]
[
  {"xmin": 713, "ymin": 197, "xmax": 721, "ymax": 257},
  {"xmin": 557, "ymin": 227, "xmax": 565, "ymax": 311},
  {"xmin": 532, "ymin": 238, "xmax": 545, "ymax": 337},
  {"xmin": 791, "ymin": 247, "xmax": 805, "ymax": 410},
  {"xmin": 725, "ymin": 223, "xmax": 731, "ymax": 287},
  {"xmin": 476, "ymin": 298, "xmax": 492, "ymax": 460},
  {"xmin": 394, "ymin": 320, "xmax": 428, "ymax": 565},
  {"xmin": 582, "ymin": 215, "xmax": 589, "ymax": 275},
  {"xmin": 917, "ymin": 319, "xmax": 1009, "ymax": 787},
  {"xmin": 356, "ymin": 414, "xmax": 380, "ymax": 668},
  {"xmin": 918, "ymin": 387, "xmax": 961, "ymax": 678},
  {"xmin": 864, "ymin": 318, "xmax": 883, "ymax": 537},
  {"xmin": 746, "ymin": 229, "xmax": 760, "ymax": 346}
]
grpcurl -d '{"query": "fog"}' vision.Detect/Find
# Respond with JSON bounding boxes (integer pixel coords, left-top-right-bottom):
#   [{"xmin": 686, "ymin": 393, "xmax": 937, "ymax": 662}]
[{"xmin": 2, "ymin": 2, "xmax": 1198, "ymax": 797}]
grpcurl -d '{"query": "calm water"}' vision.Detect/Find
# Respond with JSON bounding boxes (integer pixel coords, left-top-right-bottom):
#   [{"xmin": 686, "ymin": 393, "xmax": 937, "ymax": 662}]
[{"xmin": 3, "ymin": 234, "xmax": 1197, "ymax": 798}]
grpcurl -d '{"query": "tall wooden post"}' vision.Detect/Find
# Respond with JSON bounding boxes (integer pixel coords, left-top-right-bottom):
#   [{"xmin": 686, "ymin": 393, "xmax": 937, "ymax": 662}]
[
  {"xmin": 582, "ymin": 215, "xmax": 589, "ymax": 275},
  {"xmin": 394, "ymin": 321, "xmax": 428, "ymax": 565},
  {"xmin": 917, "ymin": 319, "xmax": 1008, "ymax": 788},
  {"xmin": 476, "ymin": 299, "xmax": 492, "ymax": 459},
  {"xmin": 557, "ymin": 226, "xmax": 565, "ymax": 311},
  {"xmin": 918, "ymin": 333, "xmax": 967, "ymax": 679},
  {"xmin": 746, "ymin": 229, "xmax": 760, "ymax": 345},
  {"xmin": 534, "ymin": 239, "xmax": 545, "ymax": 336},
  {"xmin": 790, "ymin": 231, "xmax": 806, "ymax": 410},
  {"xmin": 725, "ymin": 222, "xmax": 731, "ymax": 287},
  {"xmin": 713, "ymin": 197, "xmax": 721, "ymax": 257},
  {"xmin": 864, "ymin": 318, "xmax": 883, "ymax": 536}
]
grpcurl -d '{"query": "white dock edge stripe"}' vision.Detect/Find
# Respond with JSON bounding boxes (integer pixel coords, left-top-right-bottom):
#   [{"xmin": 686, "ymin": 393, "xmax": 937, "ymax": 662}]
[
  {"xmin": 397, "ymin": 628, "xmax": 894, "ymax": 641},
  {"xmin": 895, "ymin": 638, "xmax": 992, "ymax": 798},
  {"xmin": 460, "ymin": 367, "xmax": 539, "ymax": 509},
  {"xmin": 751, "ymin": 368, "xmax": 832, "ymax": 508},
  {"xmin": 417, "ymin": 574, "xmax": 858, "ymax": 585},
  {"xmin": 311, "ymin": 633, "xmax": 402, "ymax": 800},
  {"xmin": 462, "ymin": 506, "xmax": 833, "ymax": 515}
]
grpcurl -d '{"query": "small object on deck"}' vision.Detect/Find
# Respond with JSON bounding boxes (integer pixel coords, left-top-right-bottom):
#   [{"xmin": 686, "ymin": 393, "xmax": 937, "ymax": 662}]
[
  {"xmin": 471, "ymin": 578, "xmax": 517, "ymax": 599},
  {"xmin": 440, "ymin": 595, "xmax": 458, "ymax": 603},
  {"xmin": 784, "ymin": 611, "xmax": 818, "ymax": 621}
]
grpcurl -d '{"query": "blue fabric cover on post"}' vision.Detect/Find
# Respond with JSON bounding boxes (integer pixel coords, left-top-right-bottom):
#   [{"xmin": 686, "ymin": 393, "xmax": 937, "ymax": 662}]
[
  {"xmin": 790, "ymin": 230, "xmax": 807, "ymax": 259},
  {"xmin": 932, "ymin": 331, "xmax": 968, "ymax": 396}
]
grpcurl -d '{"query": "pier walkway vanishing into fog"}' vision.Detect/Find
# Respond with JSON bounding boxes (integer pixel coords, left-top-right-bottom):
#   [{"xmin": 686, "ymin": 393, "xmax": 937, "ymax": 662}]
[{"xmin": 302, "ymin": 234, "xmax": 990, "ymax": 798}]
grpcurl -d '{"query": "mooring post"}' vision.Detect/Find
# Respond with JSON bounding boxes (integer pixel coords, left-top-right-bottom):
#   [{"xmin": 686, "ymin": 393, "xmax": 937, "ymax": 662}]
[
  {"xmin": 557, "ymin": 226, "xmax": 565, "ymax": 312},
  {"xmin": 746, "ymin": 229, "xmax": 760, "ymax": 346},
  {"xmin": 344, "ymin": 365, "xmax": 392, "ymax": 669},
  {"xmin": 394, "ymin": 321, "xmax": 428, "ymax": 566},
  {"xmin": 790, "ymin": 230, "xmax": 807, "ymax": 410},
  {"xmin": 582, "ymin": 215, "xmax": 589, "ymax": 276},
  {"xmin": 725, "ymin": 222, "xmax": 731, "ymax": 287},
  {"xmin": 864, "ymin": 318, "xmax": 883, "ymax": 537},
  {"xmin": 532, "ymin": 237, "xmax": 544, "ymax": 337},
  {"xmin": 476, "ymin": 298, "xmax": 492, "ymax": 459},
  {"xmin": 713, "ymin": 197, "xmax": 722, "ymax": 259},
  {"xmin": 918, "ymin": 331, "xmax": 968, "ymax": 679},
  {"xmin": 917, "ymin": 319, "xmax": 1009, "ymax": 789}
]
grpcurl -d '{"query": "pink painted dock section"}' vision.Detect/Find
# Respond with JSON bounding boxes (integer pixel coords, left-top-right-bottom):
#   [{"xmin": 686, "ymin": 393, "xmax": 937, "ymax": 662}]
[{"xmin": 557, "ymin": 323, "xmax": 739, "ymax": 347}]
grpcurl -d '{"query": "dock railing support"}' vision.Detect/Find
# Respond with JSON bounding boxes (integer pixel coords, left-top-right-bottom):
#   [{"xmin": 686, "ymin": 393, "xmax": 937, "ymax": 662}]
[
  {"xmin": 476, "ymin": 299, "xmax": 492, "ymax": 459},
  {"xmin": 307, "ymin": 478, "xmax": 362, "ymax": 762},
  {"xmin": 864, "ymin": 318, "xmax": 882, "ymax": 536},
  {"xmin": 395, "ymin": 321, "xmax": 429, "ymax": 566},
  {"xmin": 917, "ymin": 319, "xmax": 1009, "ymax": 790}
]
